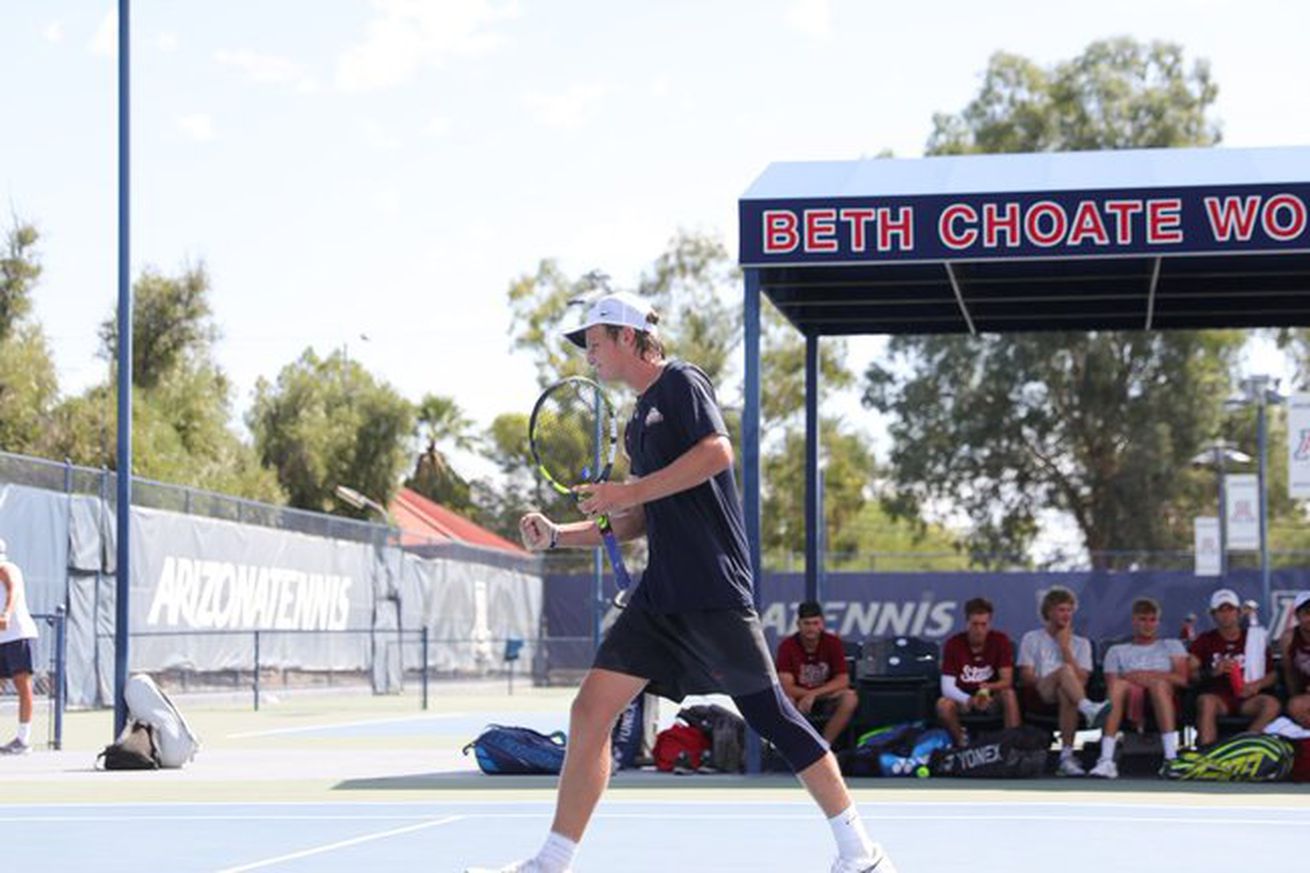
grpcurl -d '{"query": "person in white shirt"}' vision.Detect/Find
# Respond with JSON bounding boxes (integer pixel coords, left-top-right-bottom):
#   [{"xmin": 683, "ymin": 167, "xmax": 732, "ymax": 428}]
[
  {"xmin": 0, "ymin": 539, "xmax": 39, "ymax": 754},
  {"xmin": 1090, "ymin": 597, "xmax": 1190, "ymax": 779},
  {"xmin": 1017, "ymin": 586, "xmax": 1110, "ymax": 776}
]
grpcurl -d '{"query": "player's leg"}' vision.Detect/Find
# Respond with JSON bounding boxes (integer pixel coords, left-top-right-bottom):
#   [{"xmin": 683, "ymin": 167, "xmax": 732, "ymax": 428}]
[
  {"xmin": 820, "ymin": 688, "xmax": 857, "ymax": 746},
  {"xmin": 1195, "ymin": 692, "xmax": 1223, "ymax": 745},
  {"xmin": 1238, "ymin": 692, "xmax": 1280, "ymax": 734},
  {"xmin": 1143, "ymin": 678, "xmax": 1180, "ymax": 760},
  {"xmin": 1092, "ymin": 678, "xmax": 1131, "ymax": 778},
  {"xmin": 1288, "ymin": 693, "xmax": 1310, "ymax": 728},
  {"xmin": 999, "ymin": 687, "xmax": 1021, "ymax": 728},
  {"xmin": 551, "ymin": 668, "xmax": 648, "ymax": 840},
  {"xmin": 1041, "ymin": 672, "xmax": 1083, "ymax": 775},
  {"xmin": 935, "ymin": 696, "xmax": 966, "ymax": 746}
]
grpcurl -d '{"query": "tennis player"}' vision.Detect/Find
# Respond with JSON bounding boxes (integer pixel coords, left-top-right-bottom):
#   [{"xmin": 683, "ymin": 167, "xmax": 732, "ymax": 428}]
[
  {"xmin": 467, "ymin": 292, "xmax": 896, "ymax": 873},
  {"xmin": 0, "ymin": 539, "xmax": 38, "ymax": 755}
]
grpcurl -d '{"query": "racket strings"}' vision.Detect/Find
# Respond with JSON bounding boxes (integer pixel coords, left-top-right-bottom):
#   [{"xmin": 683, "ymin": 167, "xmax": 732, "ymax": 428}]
[{"xmin": 531, "ymin": 382, "xmax": 616, "ymax": 487}]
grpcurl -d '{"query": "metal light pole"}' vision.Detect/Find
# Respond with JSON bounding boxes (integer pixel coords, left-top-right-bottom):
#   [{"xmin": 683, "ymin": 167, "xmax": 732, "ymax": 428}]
[
  {"xmin": 1191, "ymin": 440, "xmax": 1252, "ymax": 578},
  {"xmin": 1225, "ymin": 376, "xmax": 1286, "ymax": 616}
]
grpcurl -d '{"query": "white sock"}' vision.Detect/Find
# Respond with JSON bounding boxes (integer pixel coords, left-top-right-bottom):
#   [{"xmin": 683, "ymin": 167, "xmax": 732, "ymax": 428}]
[
  {"xmin": 15, "ymin": 722, "xmax": 30, "ymax": 744},
  {"xmin": 1100, "ymin": 735, "xmax": 1117, "ymax": 762},
  {"xmin": 828, "ymin": 804, "xmax": 876, "ymax": 860},
  {"xmin": 535, "ymin": 831, "xmax": 577, "ymax": 873},
  {"xmin": 1059, "ymin": 745, "xmax": 1074, "ymax": 761},
  {"xmin": 1162, "ymin": 731, "xmax": 1179, "ymax": 760},
  {"xmin": 1077, "ymin": 698, "xmax": 1100, "ymax": 719}
]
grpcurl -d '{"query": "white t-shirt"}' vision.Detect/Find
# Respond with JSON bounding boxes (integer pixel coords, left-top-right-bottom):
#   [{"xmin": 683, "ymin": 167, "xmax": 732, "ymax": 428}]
[
  {"xmin": 0, "ymin": 561, "xmax": 39, "ymax": 644},
  {"xmin": 1017, "ymin": 628, "xmax": 1091, "ymax": 678},
  {"xmin": 1103, "ymin": 638, "xmax": 1186, "ymax": 675}
]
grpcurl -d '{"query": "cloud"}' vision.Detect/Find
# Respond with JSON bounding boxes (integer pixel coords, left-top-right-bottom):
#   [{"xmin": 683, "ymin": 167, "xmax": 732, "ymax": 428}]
[
  {"xmin": 785, "ymin": 0, "xmax": 832, "ymax": 38},
  {"xmin": 360, "ymin": 118, "xmax": 402, "ymax": 150},
  {"xmin": 336, "ymin": 0, "xmax": 518, "ymax": 93},
  {"xmin": 215, "ymin": 49, "xmax": 318, "ymax": 93},
  {"xmin": 176, "ymin": 113, "xmax": 215, "ymax": 142},
  {"xmin": 44, "ymin": 21, "xmax": 64, "ymax": 43},
  {"xmin": 90, "ymin": 8, "xmax": 116, "ymax": 58},
  {"xmin": 522, "ymin": 83, "xmax": 613, "ymax": 131}
]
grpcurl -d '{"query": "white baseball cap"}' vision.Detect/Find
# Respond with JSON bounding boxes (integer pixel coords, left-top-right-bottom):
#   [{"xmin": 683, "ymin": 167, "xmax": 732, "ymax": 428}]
[
  {"xmin": 564, "ymin": 292, "xmax": 657, "ymax": 349},
  {"xmin": 1209, "ymin": 588, "xmax": 1240, "ymax": 610},
  {"xmin": 1294, "ymin": 591, "xmax": 1310, "ymax": 614}
]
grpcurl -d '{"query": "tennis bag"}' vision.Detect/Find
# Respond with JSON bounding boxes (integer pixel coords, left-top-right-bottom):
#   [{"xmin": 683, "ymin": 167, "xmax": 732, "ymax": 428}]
[
  {"xmin": 123, "ymin": 673, "xmax": 200, "ymax": 768},
  {"xmin": 928, "ymin": 725, "xmax": 1049, "ymax": 778},
  {"xmin": 463, "ymin": 724, "xmax": 568, "ymax": 775},
  {"xmin": 844, "ymin": 721, "xmax": 951, "ymax": 777},
  {"xmin": 96, "ymin": 720, "xmax": 161, "ymax": 771},
  {"xmin": 610, "ymin": 694, "xmax": 646, "ymax": 771},
  {"xmin": 676, "ymin": 703, "xmax": 746, "ymax": 773},
  {"xmin": 653, "ymin": 723, "xmax": 712, "ymax": 772},
  {"xmin": 1161, "ymin": 732, "xmax": 1294, "ymax": 782}
]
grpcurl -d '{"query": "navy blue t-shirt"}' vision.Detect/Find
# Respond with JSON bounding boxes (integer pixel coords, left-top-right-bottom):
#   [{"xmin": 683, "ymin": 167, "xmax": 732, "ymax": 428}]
[{"xmin": 624, "ymin": 361, "xmax": 754, "ymax": 612}]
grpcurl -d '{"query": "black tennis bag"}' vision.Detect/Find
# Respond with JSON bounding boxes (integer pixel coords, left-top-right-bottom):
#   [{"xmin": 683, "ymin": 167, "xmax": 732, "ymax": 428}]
[
  {"xmin": 676, "ymin": 703, "xmax": 746, "ymax": 773},
  {"xmin": 928, "ymin": 725, "xmax": 1049, "ymax": 778},
  {"xmin": 96, "ymin": 721, "xmax": 161, "ymax": 771}
]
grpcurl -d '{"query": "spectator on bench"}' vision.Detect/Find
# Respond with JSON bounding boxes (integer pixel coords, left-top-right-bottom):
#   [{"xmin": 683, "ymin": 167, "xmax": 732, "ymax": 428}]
[
  {"xmin": 1089, "ymin": 597, "xmax": 1189, "ymax": 779},
  {"xmin": 1279, "ymin": 591, "xmax": 1310, "ymax": 728},
  {"xmin": 935, "ymin": 596, "xmax": 1019, "ymax": 747},
  {"xmin": 1188, "ymin": 588, "xmax": 1279, "ymax": 746},
  {"xmin": 776, "ymin": 601, "xmax": 858, "ymax": 747},
  {"xmin": 1017, "ymin": 586, "xmax": 1111, "ymax": 777}
]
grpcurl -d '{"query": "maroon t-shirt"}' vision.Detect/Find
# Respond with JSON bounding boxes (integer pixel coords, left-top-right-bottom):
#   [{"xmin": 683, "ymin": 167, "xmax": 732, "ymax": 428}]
[
  {"xmin": 776, "ymin": 631, "xmax": 848, "ymax": 690},
  {"xmin": 1288, "ymin": 628, "xmax": 1310, "ymax": 685},
  {"xmin": 941, "ymin": 630, "xmax": 1014, "ymax": 693},
  {"xmin": 1189, "ymin": 628, "xmax": 1273, "ymax": 694}
]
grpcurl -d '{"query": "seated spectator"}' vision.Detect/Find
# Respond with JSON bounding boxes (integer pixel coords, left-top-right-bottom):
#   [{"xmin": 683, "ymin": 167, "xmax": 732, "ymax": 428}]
[
  {"xmin": 1089, "ymin": 597, "xmax": 1189, "ymax": 779},
  {"xmin": 935, "ymin": 596, "xmax": 1020, "ymax": 747},
  {"xmin": 1017, "ymin": 586, "xmax": 1110, "ymax": 777},
  {"xmin": 776, "ymin": 601, "xmax": 858, "ymax": 747},
  {"xmin": 1279, "ymin": 591, "xmax": 1310, "ymax": 728},
  {"xmin": 1188, "ymin": 588, "xmax": 1279, "ymax": 746}
]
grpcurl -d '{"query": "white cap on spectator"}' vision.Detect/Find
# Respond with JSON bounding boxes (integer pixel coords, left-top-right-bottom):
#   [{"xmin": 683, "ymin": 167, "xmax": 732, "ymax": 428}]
[
  {"xmin": 1294, "ymin": 591, "xmax": 1310, "ymax": 614},
  {"xmin": 564, "ymin": 292, "xmax": 657, "ymax": 349},
  {"xmin": 1209, "ymin": 588, "xmax": 1240, "ymax": 610}
]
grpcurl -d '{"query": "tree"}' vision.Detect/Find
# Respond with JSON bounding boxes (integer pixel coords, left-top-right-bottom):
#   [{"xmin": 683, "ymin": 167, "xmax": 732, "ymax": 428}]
[
  {"xmin": 497, "ymin": 230, "xmax": 889, "ymax": 566},
  {"xmin": 99, "ymin": 264, "xmax": 218, "ymax": 390},
  {"xmin": 0, "ymin": 221, "xmax": 59, "ymax": 454},
  {"xmin": 867, "ymin": 38, "xmax": 1238, "ymax": 568},
  {"xmin": 406, "ymin": 393, "xmax": 478, "ymax": 514},
  {"xmin": 50, "ymin": 262, "xmax": 284, "ymax": 501},
  {"xmin": 248, "ymin": 348, "xmax": 413, "ymax": 515}
]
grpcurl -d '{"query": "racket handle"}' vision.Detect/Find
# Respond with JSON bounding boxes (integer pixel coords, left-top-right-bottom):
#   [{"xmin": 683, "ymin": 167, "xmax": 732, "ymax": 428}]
[{"xmin": 596, "ymin": 516, "xmax": 633, "ymax": 591}]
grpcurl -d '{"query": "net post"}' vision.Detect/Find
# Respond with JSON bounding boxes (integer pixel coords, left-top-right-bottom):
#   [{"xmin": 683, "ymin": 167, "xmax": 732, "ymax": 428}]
[
  {"xmin": 253, "ymin": 630, "xmax": 261, "ymax": 712},
  {"xmin": 54, "ymin": 607, "xmax": 67, "ymax": 750},
  {"xmin": 421, "ymin": 626, "xmax": 430, "ymax": 711}
]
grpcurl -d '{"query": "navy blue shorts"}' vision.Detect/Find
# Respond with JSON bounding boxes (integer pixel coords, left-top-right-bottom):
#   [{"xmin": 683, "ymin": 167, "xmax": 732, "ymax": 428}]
[
  {"xmin": 592, "ymin": 604, "xmax": 777, "ymax": 702},
  {"xmin": 0, "ymin": 639, "xmax": 34, "ymax": 678}
]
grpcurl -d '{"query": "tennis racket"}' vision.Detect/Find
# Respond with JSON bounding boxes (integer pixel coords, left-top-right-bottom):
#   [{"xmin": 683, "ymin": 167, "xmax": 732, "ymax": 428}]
[{"xmin": 528, "ymin": 376, "xmax": 634, "ymax": 606}]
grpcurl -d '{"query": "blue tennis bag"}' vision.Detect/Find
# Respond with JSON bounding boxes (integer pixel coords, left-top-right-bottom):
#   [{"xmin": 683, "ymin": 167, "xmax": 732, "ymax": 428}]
[{"xmin": 463, "ymin": 724, "xmax": 568, "ymax": 775}]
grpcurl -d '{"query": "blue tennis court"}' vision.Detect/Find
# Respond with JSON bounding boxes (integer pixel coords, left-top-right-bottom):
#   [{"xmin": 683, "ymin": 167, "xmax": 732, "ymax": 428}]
[{"xmin": 1, "ymin": 797, "xmax": 1305, "ymax": 871}]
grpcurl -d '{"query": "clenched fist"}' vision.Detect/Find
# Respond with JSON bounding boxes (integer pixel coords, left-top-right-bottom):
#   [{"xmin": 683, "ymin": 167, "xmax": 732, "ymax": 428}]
[{"xmin": 519, "ymin": 513, "xmax": 559, "ymax": 552}]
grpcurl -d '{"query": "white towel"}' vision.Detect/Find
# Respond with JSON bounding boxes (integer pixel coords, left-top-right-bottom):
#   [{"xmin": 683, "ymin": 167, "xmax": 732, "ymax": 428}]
[{"xmin": 1244, "ymin": 622, "xmax": 1268, "ymax": 684}]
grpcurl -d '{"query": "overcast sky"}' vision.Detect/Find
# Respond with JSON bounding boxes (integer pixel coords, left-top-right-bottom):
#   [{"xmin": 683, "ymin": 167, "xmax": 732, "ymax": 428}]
[{"xmin": 3, "ymin": 0, "xmax": 1307, "ymax": 475}]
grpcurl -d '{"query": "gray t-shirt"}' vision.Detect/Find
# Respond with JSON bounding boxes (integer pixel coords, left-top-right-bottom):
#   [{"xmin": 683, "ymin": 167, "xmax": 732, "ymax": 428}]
[
  {"xmin": 1017, "ymin": 628, "xmax": 1092, "ymax": 678},
  {"xmin": 1103, "ymin": 638, "xmax": 1187, "ymax": 675}
]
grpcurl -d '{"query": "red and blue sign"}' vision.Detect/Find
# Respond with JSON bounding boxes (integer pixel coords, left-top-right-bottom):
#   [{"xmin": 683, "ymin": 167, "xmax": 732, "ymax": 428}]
[{"xmin": 740, "ymin": 184, "xmax": 1310, "ymax": 265}]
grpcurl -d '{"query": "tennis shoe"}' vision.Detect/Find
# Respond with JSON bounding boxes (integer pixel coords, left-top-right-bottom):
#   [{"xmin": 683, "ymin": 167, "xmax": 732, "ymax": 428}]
[
  {"xmin": 0, "ymin": 738, "xmax": 30, "ymax": 755},
  {"xmin": 830, "ymin": 844, "xmax": 898, "ymax": 873},
  {"xmin": 463, "ymin": 861, "xmax": 570, "ymax": 873},
  {"xmin": 1089, "ymin": 758, "xmax": 1118, "ymax": 779},
  {"xmin": 1057, "ymin": 755, "xmax": 1087, "ymax": 777}
]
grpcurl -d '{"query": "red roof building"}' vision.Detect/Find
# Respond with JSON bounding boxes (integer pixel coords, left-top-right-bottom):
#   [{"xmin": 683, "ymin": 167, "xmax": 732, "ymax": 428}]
[{"xmin": 389, "ymin": 487, "xmax": 528, "ymax": 557}]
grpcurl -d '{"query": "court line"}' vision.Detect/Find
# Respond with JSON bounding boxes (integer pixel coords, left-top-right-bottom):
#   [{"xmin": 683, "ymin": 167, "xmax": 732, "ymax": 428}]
[
  {"xmin": 213, "ymin": 815, "xmax": 464, "ymax": 872},
  {"xmin": 225, "ymin": 712, "xmax": 471, "ymax": 739},
  {"xmin": 4, "ymin": 810, "xmax": 1303, "ymax": 827}
]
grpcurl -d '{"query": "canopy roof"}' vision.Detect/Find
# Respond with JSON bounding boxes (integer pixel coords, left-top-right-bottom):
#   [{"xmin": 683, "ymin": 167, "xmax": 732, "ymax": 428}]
[{"xmin": 739, "ymin": 146, "xmax": 1310, "ymax": 335}]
